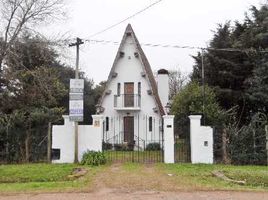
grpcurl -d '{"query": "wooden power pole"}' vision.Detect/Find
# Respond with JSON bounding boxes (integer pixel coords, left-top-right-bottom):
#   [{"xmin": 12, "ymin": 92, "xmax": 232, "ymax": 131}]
[
  {"xmin": 47, "ymin": 122, "xmax": 52, "ymax": 162},
  {"xmin": 265, "ymin": 125, "xmax": 268, "ymax": 166},
  {"xmin": 69, "ymin": 38, "xmax": 84, "ymax": 163}
]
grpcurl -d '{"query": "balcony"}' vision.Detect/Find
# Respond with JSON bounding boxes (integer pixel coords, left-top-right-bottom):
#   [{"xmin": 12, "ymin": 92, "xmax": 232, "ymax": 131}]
[{"xmin": 114, "ymin": 94, "xmax": 141, "ymax": 111}]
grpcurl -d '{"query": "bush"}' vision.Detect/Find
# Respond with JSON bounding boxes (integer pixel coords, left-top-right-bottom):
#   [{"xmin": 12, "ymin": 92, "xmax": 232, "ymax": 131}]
[
  {"xmin": 113, "ymin": 143, "xmax": 135, "ymax": 151},
  {"xmin": 146, "ymin": 143, "xmax": 161, "ymax": 151},
  {"xmin": 102, "ymin": 142, "xmax": 112, "ymax": 150},
  {"xmin": 81, "ymin": 151, "xmax": 106, "ymax": 166}
]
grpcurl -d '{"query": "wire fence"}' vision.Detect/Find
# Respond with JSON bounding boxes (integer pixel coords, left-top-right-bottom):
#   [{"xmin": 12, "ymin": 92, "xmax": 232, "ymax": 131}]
[{"xmin": 213, "ymin": 124, "xmax": 268, "ymax": 165}]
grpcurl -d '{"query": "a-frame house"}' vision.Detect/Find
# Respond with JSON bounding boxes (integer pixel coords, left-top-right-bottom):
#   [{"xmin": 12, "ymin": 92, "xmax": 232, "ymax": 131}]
[{"xmin": 97, "ymin": 24, "xmax": 169, "ymax": 150}]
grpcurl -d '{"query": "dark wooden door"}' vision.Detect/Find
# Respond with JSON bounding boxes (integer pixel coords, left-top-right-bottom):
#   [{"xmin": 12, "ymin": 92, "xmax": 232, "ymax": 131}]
[
  {"xmin": 124, "ymin": 116, "xmax": 134, "ymax": 144},
  {"xmin": 124, "ymin": 83, "xmax": 134, "ymax": 107}
]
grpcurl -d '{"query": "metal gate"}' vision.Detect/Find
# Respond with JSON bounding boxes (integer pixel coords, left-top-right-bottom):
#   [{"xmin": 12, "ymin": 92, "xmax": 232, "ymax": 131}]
[
  {"xmin": 174, "ymin": 122, "xmax": 191, "ymax": 163},
  {"xmin": 102, "ymin": 115, "xmax": 164, "ymax": 163}
]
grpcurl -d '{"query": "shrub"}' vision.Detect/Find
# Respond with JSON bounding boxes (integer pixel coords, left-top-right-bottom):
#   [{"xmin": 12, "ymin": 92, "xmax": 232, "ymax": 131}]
[
  {"xmin": 146, "ymin": 143, "xmax": 161, "ymax": 151},
  {"xmin": 114, "ymin": 143, "xmax": 134, "ymax": 151},
  {"xmin": 102, "ymin": 142, "xmax": 112, "ymax": 150},
  {"xmin": 81, "ymin": 151, "xmax": 106, "ymax": 166}
]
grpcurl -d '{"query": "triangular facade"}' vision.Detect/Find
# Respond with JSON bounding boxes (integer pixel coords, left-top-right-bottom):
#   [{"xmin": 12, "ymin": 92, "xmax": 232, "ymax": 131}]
[
  {"xmin": 97, "ymin": 24, "xmax": 169, "ymax": 149},
  {"xmin": 97, "ymin": 24, "xmax": 165, "ymax": 115}
]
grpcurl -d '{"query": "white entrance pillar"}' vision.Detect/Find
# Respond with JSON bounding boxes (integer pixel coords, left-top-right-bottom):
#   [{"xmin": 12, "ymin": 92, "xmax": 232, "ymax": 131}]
[
  {"xmin": 189, "ymin": 115, "xmax": 213, "ymax": 164},
  {"xmin": 92, "ymin": 114, "xmax": 104, "ymax": 151},
  {"xmin": 163, "ymin": 115, "xmax": 175, "ymax": 163}
]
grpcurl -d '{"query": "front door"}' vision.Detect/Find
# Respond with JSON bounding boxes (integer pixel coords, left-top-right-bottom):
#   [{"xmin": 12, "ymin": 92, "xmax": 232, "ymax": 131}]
[
  {"xmin": 124, "ymin": 116, "xmax": 134, "ymax": 144},
  {"xmin": 124, "ymin": 82, "xmax": 134, "ymax": 107}
]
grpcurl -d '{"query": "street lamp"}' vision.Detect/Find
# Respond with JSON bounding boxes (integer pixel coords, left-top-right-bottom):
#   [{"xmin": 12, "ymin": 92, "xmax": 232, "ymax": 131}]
[{"xmin": 165, "ymin": 102, "xmax": 171, "ymax": 115}]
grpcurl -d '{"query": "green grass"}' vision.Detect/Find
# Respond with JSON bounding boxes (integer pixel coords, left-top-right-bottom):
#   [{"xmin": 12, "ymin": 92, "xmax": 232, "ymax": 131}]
[
  {"xmin": 0, "ymin": 163, "xmax": 103, "ymax": 193},
  {"xmin": 0, "ymin": 164, "xmax": 75, "ymax": 183},
  {"xmin": 158, "ymin": 163, "xmax": 268, "ymax": 191}
]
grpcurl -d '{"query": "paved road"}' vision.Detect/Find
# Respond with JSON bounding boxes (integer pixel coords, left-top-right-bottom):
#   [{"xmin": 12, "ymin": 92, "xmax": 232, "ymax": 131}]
[{"xmin": 1, "ymin": 189, "xmax": 268, "ymax": 200}]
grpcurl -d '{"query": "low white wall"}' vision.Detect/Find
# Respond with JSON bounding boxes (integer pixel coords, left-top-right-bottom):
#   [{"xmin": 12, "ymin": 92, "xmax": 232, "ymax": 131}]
[
  {"xmin": 189, "ymin": 115, "xmax": 213, "ymax": 164},
  {"xmin": 163, "ymin": 115, "xmax": 175, "ymax": 163},
  {"xmin": 52, "ymin": 115, "xmax": 103, "ymax": 163}
]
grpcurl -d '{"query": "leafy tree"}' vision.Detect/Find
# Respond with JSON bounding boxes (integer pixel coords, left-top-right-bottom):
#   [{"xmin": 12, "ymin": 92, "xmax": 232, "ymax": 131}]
[
  {"xmin": 0, "ymin": 34, "xmax": 102, "ymax": 162},
  {"xmin": 171, "ymin": 82, "xmax": 224, "ymax": 138},
  {"xmin": 247, "ymin": 54, "xmax": 268, "ymax": 113}
]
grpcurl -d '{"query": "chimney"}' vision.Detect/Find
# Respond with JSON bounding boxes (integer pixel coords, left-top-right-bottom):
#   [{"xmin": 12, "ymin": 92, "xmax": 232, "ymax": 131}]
[{"xmin": 157, "ymin": 69, "xmax": 169, "ymax": 111}]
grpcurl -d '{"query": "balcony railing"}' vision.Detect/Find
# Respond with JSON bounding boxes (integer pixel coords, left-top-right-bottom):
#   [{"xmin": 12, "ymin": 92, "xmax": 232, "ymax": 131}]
[{"xmin": 114, "ymin": 94, "xmax": 141, "ymax": 109}]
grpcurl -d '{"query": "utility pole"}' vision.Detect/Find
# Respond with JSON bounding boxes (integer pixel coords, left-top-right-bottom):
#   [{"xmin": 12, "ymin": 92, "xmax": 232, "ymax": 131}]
[
  {"xmin": 201, "ymin": 49, "xmax": 205, "ymax": 125},
  {"xmin": 47, "ymin": 122, "xmax": 52, "ymax": 163},
  {"xmin": 265, "ymin": 125, "xmax": 268, "ymax": 166},
  {"xmin": 69, "ymin": 37, "xmax": 84, "ymax": 163}
]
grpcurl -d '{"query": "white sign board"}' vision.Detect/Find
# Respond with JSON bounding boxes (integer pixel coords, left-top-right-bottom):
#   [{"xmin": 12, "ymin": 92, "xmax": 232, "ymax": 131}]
[
  {"xmin": 69, "ymin": 79, "xmax": 84, "ymax": 122},
  {"xmin": 70, "ymin": 79, "xmax": 84, "ymax": 93}
]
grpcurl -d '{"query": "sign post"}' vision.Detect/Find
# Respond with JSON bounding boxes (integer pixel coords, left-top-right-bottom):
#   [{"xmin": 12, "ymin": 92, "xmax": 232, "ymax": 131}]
[
  {"xmin": 69, "ymin": 79, "xmax": 84, "ymax": 163},
  {"xmin": 69, "ymin": 37, "xmax": 84, "ymax": 163}
]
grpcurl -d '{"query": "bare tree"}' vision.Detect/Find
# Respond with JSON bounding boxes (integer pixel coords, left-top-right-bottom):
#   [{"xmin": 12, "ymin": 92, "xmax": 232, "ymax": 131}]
[
  {"xmin": 169, "ymin": 68, "xmax": 188, "ymax": 99},
  {"xmin": 0, "ymin": 0, "xmax": 65, "ymax": 78}
]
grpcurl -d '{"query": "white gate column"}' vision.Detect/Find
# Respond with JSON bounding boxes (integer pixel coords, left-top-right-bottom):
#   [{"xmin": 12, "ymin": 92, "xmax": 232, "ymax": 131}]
[
  {"xmin": 163, "ymin": 115, "xmax": 175, "ymax": 163},
  {"xmin": 189, "ymin": 115, "xmax": 213, "ymax": 164}
]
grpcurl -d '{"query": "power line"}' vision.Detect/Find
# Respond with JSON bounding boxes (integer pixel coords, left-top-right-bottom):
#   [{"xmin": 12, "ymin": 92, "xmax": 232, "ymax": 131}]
[
  {"xmin": 84, "ymin": 39, "xmax": 268, "ymax": 53},
  {"xmin": 88, "ymin": 0, "xmax": 164, "ymax": 38},
  {"xmin": 27, "ymin": 37, "xmax": 268, "ymax": 53}
]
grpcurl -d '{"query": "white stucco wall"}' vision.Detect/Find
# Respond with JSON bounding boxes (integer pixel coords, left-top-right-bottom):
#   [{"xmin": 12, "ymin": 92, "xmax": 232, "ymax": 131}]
[
  {"xmin": 189, "ymin": 115, "xmax": 213, "ymax": 164},
  {"xmin": 101, "ymin": 35, "xmax": 163, "ymax": 145},
  {"xmin": 52, "ymin": 115, "xmax": 103, "ymax": 163}
]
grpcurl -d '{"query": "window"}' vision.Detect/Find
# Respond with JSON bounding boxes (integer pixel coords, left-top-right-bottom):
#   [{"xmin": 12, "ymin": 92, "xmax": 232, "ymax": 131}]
[
  {"xmin": 149, "ymin": 117, "xmax": 152, "ymax": 132},
  {"xmin": 138, "ymin": 82, "xmax": 141, "ymax": 96},
  {"xmin": 106, "ymin": 117, "xmax": 109, "ymax": 131},
  {"xmin": 117, "ymin": 83, "xmax": 121, "ymax": 96},
  {"xmin": 52, "ymin": 149, "xmax": 60, "ymax": 160}
]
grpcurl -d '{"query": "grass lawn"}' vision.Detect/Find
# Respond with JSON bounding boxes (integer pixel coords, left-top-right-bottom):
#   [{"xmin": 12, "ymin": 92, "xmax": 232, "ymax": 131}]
[
  {"xmin": 0, "ymin": 163, "xmax": 104, "ymax": 193},
  {"xmin": 159, "ymin": 163, "xmax": 268, "ymax": 191}
]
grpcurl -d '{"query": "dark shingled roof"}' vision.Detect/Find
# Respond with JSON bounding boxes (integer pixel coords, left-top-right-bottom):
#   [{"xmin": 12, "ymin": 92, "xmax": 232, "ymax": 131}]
[{"xmin": 98, "ymin": 24, "xmax": 165, "ymax": 116}]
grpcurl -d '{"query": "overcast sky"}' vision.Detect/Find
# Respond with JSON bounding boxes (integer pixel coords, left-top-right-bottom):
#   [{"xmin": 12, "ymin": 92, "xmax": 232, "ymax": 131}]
[{"xmin": 46, "ymin": 0, "xmax": 265, "ymax": 84}]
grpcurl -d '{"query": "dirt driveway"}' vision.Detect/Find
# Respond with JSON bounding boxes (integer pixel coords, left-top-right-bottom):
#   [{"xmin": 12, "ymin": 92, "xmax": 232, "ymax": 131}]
[{"xmin": 1, "ymin": 190, "xmax": 268, "ymax": 200}]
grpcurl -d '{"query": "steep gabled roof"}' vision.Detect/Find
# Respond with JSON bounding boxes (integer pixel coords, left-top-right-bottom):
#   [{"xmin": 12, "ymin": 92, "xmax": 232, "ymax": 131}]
[{"xmin": 98, "ymin": 24, "xmax": 165, "ymax": 116}]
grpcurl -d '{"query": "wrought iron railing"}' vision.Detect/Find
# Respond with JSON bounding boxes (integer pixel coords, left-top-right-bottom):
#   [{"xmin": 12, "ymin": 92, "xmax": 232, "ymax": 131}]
[{"xmin": 114, "ymin": 94, "xmax": 141, "ymax": 108}]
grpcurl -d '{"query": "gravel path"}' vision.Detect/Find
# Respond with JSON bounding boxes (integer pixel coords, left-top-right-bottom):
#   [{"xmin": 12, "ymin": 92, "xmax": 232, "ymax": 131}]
[{"xmin": 0, "ymin": 189, "xmax": 268, "ymax": 200}]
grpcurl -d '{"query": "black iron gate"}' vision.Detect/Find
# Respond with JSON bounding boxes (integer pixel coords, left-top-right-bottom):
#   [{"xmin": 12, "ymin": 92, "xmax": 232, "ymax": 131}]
[
  {"xmin": 174, "ymin": 138, "xmax": 190, "ymax": 163},
  {"xmin": 174, "ymin": 122, "xmax": 191, "ymax": 163},
  {"xmin": 102, "ymin": 115, "xmax": 164, "ymax": 163}
]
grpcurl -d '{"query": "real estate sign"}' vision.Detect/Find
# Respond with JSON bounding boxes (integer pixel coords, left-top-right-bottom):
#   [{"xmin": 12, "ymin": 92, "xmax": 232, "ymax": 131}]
[{"xmin": 69, "ymin": 79, "xmax": 84, "ymax": 122}]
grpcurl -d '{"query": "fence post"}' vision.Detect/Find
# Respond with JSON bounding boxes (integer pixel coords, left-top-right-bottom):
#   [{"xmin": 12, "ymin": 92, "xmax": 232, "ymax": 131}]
[
  {"xmin": 163, "ymin": 115, "xmax": 175, "ymax": 163},
  {"xmin": 265, "ymin": 125, "xmax": 268, "ymax": 166},
  {"xmin": 47, "ymin": 122, "xmax": 52, "ymax": 163}
]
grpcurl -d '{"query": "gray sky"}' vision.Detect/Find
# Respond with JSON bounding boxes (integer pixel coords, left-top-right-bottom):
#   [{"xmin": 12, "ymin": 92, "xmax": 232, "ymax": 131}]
[{"xmin": 47, "ymin": 0, "xmax": 265, "ymax": 84}]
